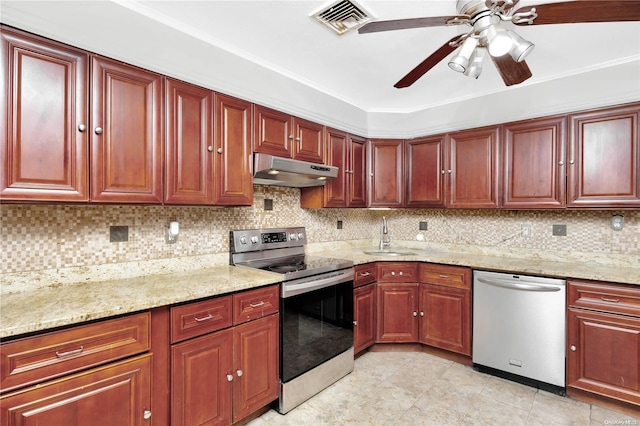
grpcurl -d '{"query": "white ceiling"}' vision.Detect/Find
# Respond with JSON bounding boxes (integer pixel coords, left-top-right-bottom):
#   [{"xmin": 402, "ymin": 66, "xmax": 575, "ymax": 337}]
[{"xmin": 2, "ymin": 0, "xmax": 640, "ymax": 137}]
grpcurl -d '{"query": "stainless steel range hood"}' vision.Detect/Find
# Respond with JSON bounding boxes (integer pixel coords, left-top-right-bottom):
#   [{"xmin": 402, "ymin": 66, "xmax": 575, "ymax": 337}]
[{"xmin": 253, "ymin": 153, "xmax": 338, "ymax": 188}]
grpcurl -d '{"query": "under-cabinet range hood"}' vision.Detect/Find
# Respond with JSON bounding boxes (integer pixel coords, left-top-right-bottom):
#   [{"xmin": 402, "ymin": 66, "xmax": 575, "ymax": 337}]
[{"xmin": 253, "ymin": 153, "xmax": 338, "ymax": 188}]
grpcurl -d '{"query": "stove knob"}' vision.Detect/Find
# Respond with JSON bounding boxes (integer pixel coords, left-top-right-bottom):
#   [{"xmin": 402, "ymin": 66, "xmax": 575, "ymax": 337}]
[
  {"xmin": 250, "ymin": 236, "xmax": 259, "ymax": 244},
  {"xmin": 297, "ymin": 232, "xmax": 304, "ymax": 240},
  {"xmin": 239, "ymin": 236, "xmax": 247, "ymax": 244},
  {"xmin": 289, "ymin": 233, "xmax": 298, "ymax": 241}
]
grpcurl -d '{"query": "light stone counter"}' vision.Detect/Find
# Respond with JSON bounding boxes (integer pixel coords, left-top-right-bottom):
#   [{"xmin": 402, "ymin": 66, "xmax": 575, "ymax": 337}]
[{"xmin": 2, "ymin": 240, "xmax": 638, "ymax": 339}]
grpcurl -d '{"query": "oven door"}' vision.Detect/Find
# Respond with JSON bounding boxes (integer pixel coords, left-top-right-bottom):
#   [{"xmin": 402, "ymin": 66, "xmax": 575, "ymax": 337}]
[{"xmin": 280, "ymin": 269, "xmax": 354, "ymax": 384}]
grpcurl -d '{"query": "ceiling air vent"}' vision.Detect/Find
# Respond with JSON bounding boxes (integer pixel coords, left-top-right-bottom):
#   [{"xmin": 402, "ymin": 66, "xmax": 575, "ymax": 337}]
[{"xmin": 310, "ymin": 0, "xmax": 375, "ymax": 36}]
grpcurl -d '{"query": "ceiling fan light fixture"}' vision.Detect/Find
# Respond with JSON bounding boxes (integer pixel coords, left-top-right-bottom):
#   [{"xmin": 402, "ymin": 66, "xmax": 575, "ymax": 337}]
[
  {"xmin": 464, "ymin": 45, "xmax": 486, "ymax": 79},
  {"xmin": 507, "ymin": 30, "xmax": 535, "ymax": 62},
  {"xmin": 448, "ymin": 36, "xmax": 478, "ymax": 73},
  {"xmin": 485, "ymin": 24, "xmax": 513, "ymax": 57}
]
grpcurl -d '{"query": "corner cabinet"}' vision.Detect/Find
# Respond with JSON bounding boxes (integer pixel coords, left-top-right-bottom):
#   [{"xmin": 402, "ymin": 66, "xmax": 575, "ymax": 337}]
[
  {"xmin": 567, "ymin": 279, "xmax": 640, "ymax": 406},
  {"xmin": 568, "ymin": 104, "xmax": 640, "ymax": 207},
  {"xmin": 90, "ymin": 56, "xmax": 163, "ymax": 203},
  {"xmin": 0, "ymin": 26, "xmax": 89, "ymax": 202}
]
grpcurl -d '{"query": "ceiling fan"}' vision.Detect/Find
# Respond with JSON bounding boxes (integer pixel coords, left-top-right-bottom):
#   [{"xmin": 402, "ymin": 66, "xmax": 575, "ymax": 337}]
[{"xmin": 358, "ymin": 0, "xmax": 640, "ymax": 87}]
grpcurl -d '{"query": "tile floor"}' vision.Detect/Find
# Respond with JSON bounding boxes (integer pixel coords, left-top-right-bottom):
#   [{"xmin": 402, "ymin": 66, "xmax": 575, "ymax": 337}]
[{"xmin": 248, "ymin": 351, "xmax": 640, "ymax": 426}]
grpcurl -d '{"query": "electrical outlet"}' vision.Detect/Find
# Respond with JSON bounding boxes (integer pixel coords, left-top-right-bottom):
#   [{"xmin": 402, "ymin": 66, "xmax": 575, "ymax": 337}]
[
  {"xmin": 552, "ymin": 224, "xmax": 567, "ymax": 236},
  {"xmin": 521, "ymin": 223, "xmax": 531, "ymax": 238},
  {"xmin": 611, "ymin": 214, "xmax": 624, "ymax": 231},
  {"xmin": 419, "ymin": 221, "xmax": 428, "ymax": 231},
  {"xmin": 110, "ymin": 225, "xmax": 128, "ymax": 242}
]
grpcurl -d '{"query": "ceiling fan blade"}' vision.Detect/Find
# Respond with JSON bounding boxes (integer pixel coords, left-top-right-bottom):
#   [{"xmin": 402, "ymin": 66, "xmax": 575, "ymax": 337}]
[
  {"xmin": 395, "ymin": 35, "xmax": 464, "ymax": 88},
  {"xmin": 513, "ymin": 1, "xmax": 640, "ymax": 25},
  {"xmin": 491, "ymin": 55, "xmax": 532, "ymax": 86},
  {"xmin": 358, "ymin": 15, "xmax": 469, "ymax": 34}
]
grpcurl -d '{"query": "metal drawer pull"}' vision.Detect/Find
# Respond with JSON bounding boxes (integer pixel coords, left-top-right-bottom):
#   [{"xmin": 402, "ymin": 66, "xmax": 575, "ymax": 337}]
[
  {"xmin": 236, "ymin": 369, "xmax": 243, "ymax": 377},
  {"xmin": 438, "ymin": 275, "xmax": 449, "ymax": 278},
  {"xmin": 55, "ymin": 346, "xmax": 84, "ymax": 358},
  {"xmin": 359, "ymin": 272, "xmax": 370, "ymax": 277},
  {"xmin": 601, "ymin": 297, "xmax": 620, "ymax": 303},
  {"xmin": 570, "ymin": 345, "xmax": 577, "ymax": 352},
  {"xmin": 227, "ymin": 374, "xmax": 234, "ymax": 382},
  {"xmin": 194, "ymin": 313, "xmax": 213, "ymax": 322},
  {"xmin": 413, "ymin": 311, "xmax": 418, "ymax": 317},
  {"xmin": 249, "ymin": 301, "xmax": 265, "ymax": 308},
  {"xmin": 143, "ymin": 410, "xmax": 152, "ymax": 420}
]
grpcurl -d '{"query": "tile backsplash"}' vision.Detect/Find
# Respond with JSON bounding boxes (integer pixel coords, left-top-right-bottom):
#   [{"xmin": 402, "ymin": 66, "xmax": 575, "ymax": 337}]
[{"xmin": 1, "ymin": 186, "xmax": 638, "ymax": 275}]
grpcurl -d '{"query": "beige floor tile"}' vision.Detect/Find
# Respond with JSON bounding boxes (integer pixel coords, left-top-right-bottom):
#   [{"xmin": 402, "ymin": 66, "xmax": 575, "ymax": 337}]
[
  {"xmin": 590, "ymin": 404, "xmax": 640, "ymax": 425},
  {"xmin": 480, "ymin": 375, "xmax": 538, "ymax": 412},
  {"xmin": 528, "ymin": 391, "xmax": 591, "ymax": 425}
]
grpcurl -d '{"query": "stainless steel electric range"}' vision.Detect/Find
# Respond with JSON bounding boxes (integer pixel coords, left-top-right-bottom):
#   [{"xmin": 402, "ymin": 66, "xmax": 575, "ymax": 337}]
[{"xmin": 230, "ymin": 227, "xmax": 354, "ymax": 414}]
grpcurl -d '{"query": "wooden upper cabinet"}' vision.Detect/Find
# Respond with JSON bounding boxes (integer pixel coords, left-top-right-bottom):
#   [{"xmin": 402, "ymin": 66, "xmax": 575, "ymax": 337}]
[
  {"xmin": 447, "ymin": 127, "xmax": 500, "ymax": 208},
  {"xmin": 0, "ymin": 26, "xmax": 89, "ymax": 202},
  {"xmin": 164, "ymin": 78, "xmax": 214, "ymax": 205},
  {"xmin": 348, "ymin": 134, "xmax": 367, "ymax": 207},
  {"xmin": 319, "ymin": 128, "xmax": 349, "ymax": 207},
  {"xmin": 502, "ymin": 116, "xmax": 567, "ymax": 209},
  {"xmin": 214, "ymin": 93, "xmax": 253, "ymax": 205},
  {"xmin": 253, "ymin": 104, "xmax": 324, "ymax": 163},
  {"xmin": 368, "ymin": 138, "xmax": 404, "ymax": 208},
  {"xmin": 90, "ymin": 56, "xmax": 163, "ymax": 203},
  {"xmin": 405, "ymin": 135, "xmax": 446, "ymax": 208},
  {"xmin": 568, "ymin": 104, "xmax": 640, "ymax": 207}
]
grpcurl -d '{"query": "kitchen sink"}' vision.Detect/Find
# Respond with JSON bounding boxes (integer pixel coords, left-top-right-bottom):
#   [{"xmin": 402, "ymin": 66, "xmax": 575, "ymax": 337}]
[{"xmin": 362, "ymin": 250, "xmax": 415, "ymax": 256}]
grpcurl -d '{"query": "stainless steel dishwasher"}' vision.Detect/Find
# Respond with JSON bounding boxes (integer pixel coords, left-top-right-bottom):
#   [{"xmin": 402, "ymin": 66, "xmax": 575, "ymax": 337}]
[{"xmin": 473, "ymin": 270, "xmax": 566, "ymax": 390}]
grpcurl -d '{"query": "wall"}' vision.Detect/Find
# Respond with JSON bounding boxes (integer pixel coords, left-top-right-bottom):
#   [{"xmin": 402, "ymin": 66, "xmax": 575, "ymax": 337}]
[{"xmin": 1, "ymin": 186, "xmax": 637, "ymax": 275}]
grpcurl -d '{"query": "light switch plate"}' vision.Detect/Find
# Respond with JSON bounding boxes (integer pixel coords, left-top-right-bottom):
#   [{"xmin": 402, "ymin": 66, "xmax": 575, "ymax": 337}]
[{"xmin": 552, "ymin": 224, "xmax": 566, "ymax": 236}]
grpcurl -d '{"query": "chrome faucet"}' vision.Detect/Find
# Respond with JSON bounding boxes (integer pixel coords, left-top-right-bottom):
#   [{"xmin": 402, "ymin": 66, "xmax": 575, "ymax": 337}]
[{"xmin": 379, "ymin": 216, "xmax": 391, "ymax": 249}]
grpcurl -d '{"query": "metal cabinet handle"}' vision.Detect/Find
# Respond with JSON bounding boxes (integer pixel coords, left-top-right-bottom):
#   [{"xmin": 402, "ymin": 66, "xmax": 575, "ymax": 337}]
[
  {"xmin": 447, "ymin": 169, "xmax": 452, "ymax": 174},
  {"xmin": 413, "ymin": 311, "xmax": 418, "ymax": 317},
  {"xmin": 399, "ymin": 271, "xmax": 403, "ymax": 276},
  {"xmin": 55, "ymin": 346, "xmax": 84, "ymax": 358},
  {"xmin": 601, "ymin": 297, "xmax": 620, "ymax": 303},
  {"xmin": 217, "ymin": 148, "xmax": 223, "ymax": 154},
  {"xmin": 569, "ymin": 159, "xmax": 575, "ymax": 165},
  {"xmin": 289, "ymin": 135, "xmax": 294, "ymax": 140},
  {"xmin": 370, "ymin": 172, "xmax": 374, "ymax": 177},
  {"xmin": 78, "ymin": 124, "xmax": 87, "ymax": 132},
  {"xmin": 353, "ymin": 321, "xmax": 358, "ymax": 326},
  {"xmin": 194, "ymin": 313, "xmax": 213, "ymax": 322},
  {"xmin": 207, "ymin": 146, "xmax": 213, "ymax": 152},
  {"xmin": 94, "ymin": 127, "xmax": 103, "ymax": 135},
  {"xmin": 359, "ymin": 272, "xmax": 370, "ymax": 277},
  {"xmin": 236, "ymin": 369, "xmax": 243, "ymax": 377},
  {"xmin": 441, "ymin": 170, "xmax": 445, "ymax": 174},
  {"xmin": 249, "ymin": 301, "xmax": 265, "ymax": 308},
  {"xmin": 143, "ymin": 410, "xmax": 152, "ymax": 420},
  {"xmin": 420, "ymin": 311, "xmax": 424, "ymax": 317},
  {"xmin": 438, "ymin": 275, "xmax": 449, "ymax": 279},
  {"xmin": 558, "ymin": 161, "xmax": 564, "ymax": 166},
  {"xmin": 391, "ymin": 271, "xmax": 395, "ymax": 276},
  {"xmin": 570, "ymin": 345, "xmax": 577, "ymax": 352},
  {"xmin": 295, "ymin": 137, "xmax": 301, "ymax": 142},
  {"xmin": 227, "ymin": 374, "xmax": 234, "ymax": 382}
]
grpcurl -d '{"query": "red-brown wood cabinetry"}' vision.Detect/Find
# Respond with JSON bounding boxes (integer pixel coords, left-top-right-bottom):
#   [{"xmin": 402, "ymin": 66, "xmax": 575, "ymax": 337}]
[
  {"xmin": 502, "ymin": 116, "xmax": 567, "ymax": 208},
  {"xmin": 1, "ymin": 26, "xmax": 89, "ymax": 202},
  {"xmin": 368, "ymin": 139, "xmax": 404, "ymax": 208},
  {"xmin": 376, "ymin": 262, "xmax": 419, "ymax": 342},
  {"xmin": 354, "ymin": 263, "xmax": 377, "ymax": 354},
  {"xmin": 568, "ymin": 104, "xmax": 640, "ymax": 207},
  {"xmin": 567, "ymin": 279, "xmax": 640, "ymax": 406},
  {"xmin": 405, "ymin": 135, "xmax": 447, "ymax": 208},
  {"xmin": 90, "ymin": 56, "xmax": 163, "ymax": 203}
]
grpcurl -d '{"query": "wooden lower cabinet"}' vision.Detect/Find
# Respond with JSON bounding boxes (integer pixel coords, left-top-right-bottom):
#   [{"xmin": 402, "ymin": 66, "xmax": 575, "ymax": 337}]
[
  {"xmin": 171, "ymin": 314, "xmax": 279, "ymax": 426},
  {"xmin": 1, "ymin": 354, "xmax": 152, "ymax": 426},
  {"xmin": 376, "ymin": 283, "xmax": 419, "ymax": 342},
  {"xmin": 354, "ymin": 283, "xmax": 376, "ymax": 353}
]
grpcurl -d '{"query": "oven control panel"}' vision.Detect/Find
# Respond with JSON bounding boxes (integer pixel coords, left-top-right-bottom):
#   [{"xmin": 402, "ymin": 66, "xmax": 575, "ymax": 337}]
[{"xmin": 230, "ymin": 227, "xmax": 306, "ymax": 253}]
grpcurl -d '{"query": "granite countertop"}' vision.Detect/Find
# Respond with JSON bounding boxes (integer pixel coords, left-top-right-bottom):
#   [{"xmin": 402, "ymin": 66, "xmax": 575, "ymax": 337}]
[{"xmin": 1, "ymin": 241, "xmax": 638, "ymax": 339}]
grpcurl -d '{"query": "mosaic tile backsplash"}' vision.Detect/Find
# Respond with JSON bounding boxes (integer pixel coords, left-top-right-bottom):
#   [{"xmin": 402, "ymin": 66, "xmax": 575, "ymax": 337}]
[{"xmin": 1, "ymin": 186, "xmax": 638, "ymax": 275}]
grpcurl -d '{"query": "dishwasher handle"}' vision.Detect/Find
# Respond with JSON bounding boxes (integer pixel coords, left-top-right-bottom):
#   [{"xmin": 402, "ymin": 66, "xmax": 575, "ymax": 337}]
[{"xmin": 477, "ymin": 277, "xmax": 563, "ymax": 292}]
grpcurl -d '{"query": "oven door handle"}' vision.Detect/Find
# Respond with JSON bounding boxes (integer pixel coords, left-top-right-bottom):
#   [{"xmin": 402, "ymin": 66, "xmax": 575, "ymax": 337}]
[{"xmin": 282, "ymin": 269, "xmax": 354, "ymax": 298}]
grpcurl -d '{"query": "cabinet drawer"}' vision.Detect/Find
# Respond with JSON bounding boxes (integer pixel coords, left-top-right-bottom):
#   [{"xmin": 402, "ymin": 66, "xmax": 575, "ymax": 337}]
[
  {"xmin": 354, "ymin": 263, "xmax": 376, "ymax": 287},
  {"xmin": 418, "ymin": 263, "xmax": 471, "ymax": 290},
  {"xmin": 377, "ymin": 262, "xmax": 418, "ymax": 283},
  {"xmin": 171, "ymin": 296, "xmax": 232, "ymax": 343},
  {"xmin": 568, "ymin": 279, "xmax": 640, "ymax": 317},
  {"xmin": 1, "ymin": 312, "xmax": 150, "ymax": 393},
  {"xmin": 233, "ymin": 285, "xmax": 279, "ymax": 324}
]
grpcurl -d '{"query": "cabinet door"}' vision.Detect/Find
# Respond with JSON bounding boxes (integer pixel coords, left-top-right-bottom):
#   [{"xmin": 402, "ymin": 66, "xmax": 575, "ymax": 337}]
[
  {"xmin": 502, "ymin": 116, "xmax": 566, "ymax": 208},
  {"xmin": 90, "ymin": 56, "xmax": 163, "ymax": 203},
  {"xmin": 368, "ymin": 139, "xmax": 404, "ymax": 208},
  {"xmin": 214, "ymin": 93, "xmax": 253, "ymax": 205},
  {"xmin": 171, "ymin": 329, "xmax": 233, "ymax": 426},
  {"xmin": 232, "ymin": 314, "xmax": 279, "ymax": 423},
  {"xmin": 1, "ymin": 27, "xmax": 89, "ymax": 202},
  {"xmin": 348, "ymin": 134, "xmax": 368, "ymax": 207},
  {"xmin": 376, "ymin": 283, "xmax": 418, "ymax": 342},
  {"xmin": 447, "ymin": 127, "xmax": 500, "ymax": 208},
  {"xmin": 568, "ymin": 104, "xmax": 640, "ymax": 207},
  {"xmin": 419, "ymin": 284, "xmax": 471, "ymax": 355},
  {"xmin": 323, "ymin": 128, "xmax": 349, "ymax": 207},
  {"xmin": 253, "ymin": 105, "xmax": 291, "ymax": 158},
  {"xmin": 293, "ymin": 117, "xmax": 324, "ymax": 163},
  {"xmin": 354, "ymin": 284, "xmax": 376, "ymax": 354},
  {"xmin": 1, "ymin": 354, "xmax": 151, "ymax": 426},
  {"xmin": 164, "ymin": 78, "xmax": 214, "ymax": 204},
  {"xmin": 405, "ymin": 135, "xmax": 446, "ymax": 208},
  {"xmin": 567, "ymin": 308, "xmax": 640, "ymax": 406}
]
